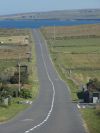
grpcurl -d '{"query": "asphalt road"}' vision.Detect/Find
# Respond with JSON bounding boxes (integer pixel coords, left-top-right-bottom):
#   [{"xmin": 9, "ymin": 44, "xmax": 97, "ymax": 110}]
[{"xmin": 0, "ymin": 29, "xmax": 86, "ymax": 133}]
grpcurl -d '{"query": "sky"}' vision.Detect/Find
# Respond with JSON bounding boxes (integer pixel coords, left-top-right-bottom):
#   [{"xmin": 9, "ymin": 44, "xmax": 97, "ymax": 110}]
[{"xmin": 0, "ymin": 0, "xmax": 100, "ymax": 15}]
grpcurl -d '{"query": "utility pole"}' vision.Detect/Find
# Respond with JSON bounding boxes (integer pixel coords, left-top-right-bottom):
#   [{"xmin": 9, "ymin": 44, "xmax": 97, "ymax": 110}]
[
  {"xmin": 51, "ymin": 25, "xmax": 56, "ymax": 52},
  {"xmin": 18, "ymin": 56, "xmax": 21, "ymax": 93},
  {"xmin": 54, "ymin": 25, "xmax": 56, "ymax": 43}
]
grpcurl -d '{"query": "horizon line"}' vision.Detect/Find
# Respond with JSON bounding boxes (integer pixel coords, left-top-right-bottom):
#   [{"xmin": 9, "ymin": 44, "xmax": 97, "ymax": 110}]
[{"xmin": 0, "ymin": 8, "xmax": 100, "ymax": 17}]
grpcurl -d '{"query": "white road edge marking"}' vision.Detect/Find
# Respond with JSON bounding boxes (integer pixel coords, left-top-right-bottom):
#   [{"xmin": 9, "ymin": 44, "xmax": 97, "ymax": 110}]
[
  {"xmin": 25, "ymin": 31, "xmax": 55, "ymax": 133},
  {"xmin": 77, "ymin": 104, "xmax": 81, "ymax": 109},
  {"xmin": 21, "ymin": 119, "xmax": 34, "ymax": 122}
]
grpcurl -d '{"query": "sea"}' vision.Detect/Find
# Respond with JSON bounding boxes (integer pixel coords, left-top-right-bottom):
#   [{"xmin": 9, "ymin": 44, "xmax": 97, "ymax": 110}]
[{"xmin": 0, "ymin": 19, "xmax": 100, "ymax": 28}]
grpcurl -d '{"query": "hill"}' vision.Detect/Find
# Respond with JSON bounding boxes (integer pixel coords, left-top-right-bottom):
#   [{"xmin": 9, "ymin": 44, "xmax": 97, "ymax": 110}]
[{"xmin": 0, "ymin": 9, "xmax": 100, "ymax": 20}]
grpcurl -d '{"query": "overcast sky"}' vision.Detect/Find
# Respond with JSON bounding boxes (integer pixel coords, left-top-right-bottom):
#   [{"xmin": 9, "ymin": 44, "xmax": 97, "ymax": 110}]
[{"xmin": 0, "ymin": 0, "xmax": 100, "ymax": 15}]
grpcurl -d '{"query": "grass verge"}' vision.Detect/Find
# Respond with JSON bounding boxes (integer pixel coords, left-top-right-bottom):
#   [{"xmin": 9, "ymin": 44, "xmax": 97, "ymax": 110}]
[
  {"xmin": 81, "ymin": 108, "xmax": 100, "ymax": 133},
  {"xmin": 66, "ymin": 79, "xmax": 79, "ymax": 101},
  {"xmin": 0, "ymin": 98, "xmax": 29, "ymax": 122}
]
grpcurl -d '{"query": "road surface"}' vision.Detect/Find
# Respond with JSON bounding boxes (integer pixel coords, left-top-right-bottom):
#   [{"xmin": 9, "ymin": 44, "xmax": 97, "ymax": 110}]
[{"xmin": 0, "ymin": 29, "xmax": 86, "ymax": 133}]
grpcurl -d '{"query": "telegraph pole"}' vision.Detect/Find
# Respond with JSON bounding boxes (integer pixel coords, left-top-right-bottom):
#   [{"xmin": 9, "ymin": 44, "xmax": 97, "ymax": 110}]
[
  {"xmin": 51, "ymin": 25, "xmax": 56, "ymax": 52},
  {"xmin": 54, "ymin": 25, "xmax": 56, "ymax": 42},
  {"xmin": 18, "ymin": 56, "xmax": 21, "ymax": 93}
]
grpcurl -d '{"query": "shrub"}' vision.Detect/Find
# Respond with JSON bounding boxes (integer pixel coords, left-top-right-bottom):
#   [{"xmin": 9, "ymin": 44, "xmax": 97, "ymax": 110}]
[
  {"xmin": 20, "ymin": 89, "xmax": 32, "ymax": 99},
  {"xmin": 10, "ymin": 71, "xmax": 28, "ymax": 84},
  {"xmin": 77, "ymin": 91, "xmax": 84, "ymax": 99},
  {"xmin": 87, "ymin": 78, "xmax": 100, "ymax": 92},
  {"xmin": 0, "ymin": 84, "xmax": 19, "ymax": 98}
]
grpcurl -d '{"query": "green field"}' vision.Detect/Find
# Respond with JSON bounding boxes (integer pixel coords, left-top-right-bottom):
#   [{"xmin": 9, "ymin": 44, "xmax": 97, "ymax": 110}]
[
  {"xmin": 0, "ymin": 98, "xmax": 29, "ymax": 122},
  {"xmin": 43, "ymin": 25, "xmax": 100, "ymax": 85},
  {"xmin": 49, "ymin": 38, "xmax": 100, "ymax": 85},
  {"xmin": 50, "ymin": 38, "xmax": 100, "ymax": 53}
]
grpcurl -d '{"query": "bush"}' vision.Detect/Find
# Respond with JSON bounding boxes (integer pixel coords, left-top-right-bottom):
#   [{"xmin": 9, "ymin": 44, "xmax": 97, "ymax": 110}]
[
  {"xmin": 0, "ymin": 84, "xmax": 19, "ymax": 98},
  {"xmin": 77, "ymin": 91, "xmax": 84, "ymax": 99},
  {"xmin": 87, "ymin": 78, "xmax": 100, "ymax": 92},
  {"xmin": 10, "ymin": 71, "xmax": 28, "ymax": 84},
  {"xmin": 20, "ymin": 89, "xmax": 32, "ymax": 99}
]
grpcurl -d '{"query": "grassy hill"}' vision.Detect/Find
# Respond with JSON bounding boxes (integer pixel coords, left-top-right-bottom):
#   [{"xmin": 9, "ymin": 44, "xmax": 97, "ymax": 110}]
[{"xmin": 0, "ymin": 9, "xmax": 100, "ymax": 20}]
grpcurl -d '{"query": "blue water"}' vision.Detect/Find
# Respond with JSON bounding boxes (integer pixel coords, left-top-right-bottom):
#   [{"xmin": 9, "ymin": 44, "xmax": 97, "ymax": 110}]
[{"xmin": 0, "ymin": 19, "xmax": 100, "ymax": 28}]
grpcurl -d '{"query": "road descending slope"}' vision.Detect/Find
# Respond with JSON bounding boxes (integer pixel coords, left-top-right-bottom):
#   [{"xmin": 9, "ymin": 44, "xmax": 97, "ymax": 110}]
[{"xmin": 0, "ymin": 29, "xmax": 86, "ymax": 133}]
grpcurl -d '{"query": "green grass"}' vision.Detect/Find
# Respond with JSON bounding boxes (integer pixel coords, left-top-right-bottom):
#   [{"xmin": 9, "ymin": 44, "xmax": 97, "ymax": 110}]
[
  {"xmin": 66, "ymin": 79, "xmax": 79, "ymax": 101},
  {"xmin": 81, "ymin": 108, "xmax": 100, "ymax": 133},
  {"xmin": 71, "ymin": 70, "xmax": 100, "ymax": 83},
  {"xmin": 53, "ymin": 53, "xmax": 100, "ymax": 68},
  {"xmin": 53, "ymin": 46, "xmax": 100, "ymax": 54},
  {"xmin": 0, "ymin": 60, "xmax": 17, "ymax": 72},
  {"xmin": 49, "ymin": 37, "xmax": 100, "ymax": 83},
  {"xmin": 51, "ymin": 38, "xmax": 100, "ymax": 54},
  {"xmin": 50, "ymin": 38, "xmax": 100, "ymax": 47},
  {"xmin": 0, "ymin": 98, "xmax": 29, "ymax": 122}
]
